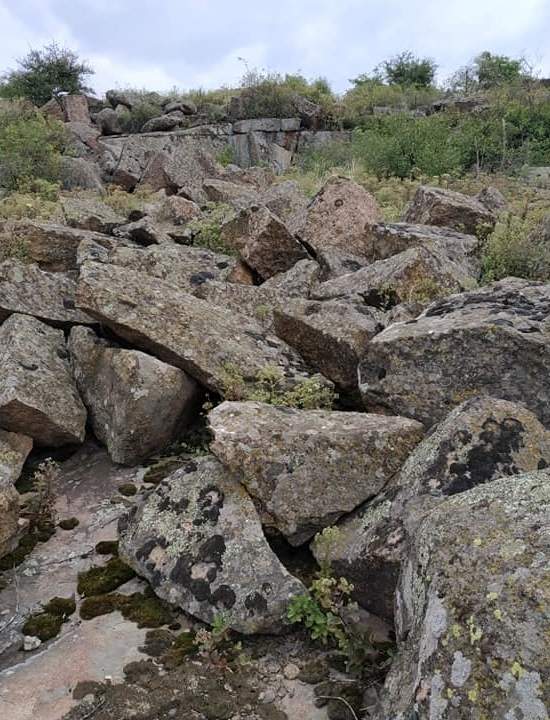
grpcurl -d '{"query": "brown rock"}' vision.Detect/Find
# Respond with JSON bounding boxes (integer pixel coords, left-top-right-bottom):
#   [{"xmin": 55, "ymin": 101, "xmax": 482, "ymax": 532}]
[{"xmin": 404, "ymin": 185, "xmax": 496, "ymax": 235}]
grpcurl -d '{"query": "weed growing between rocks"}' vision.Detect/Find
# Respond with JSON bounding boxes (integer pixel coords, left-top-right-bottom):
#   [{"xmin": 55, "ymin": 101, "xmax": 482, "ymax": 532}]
[{"xmin": 184, "ymin": 202, "xmax": 236, "ymax": 253}]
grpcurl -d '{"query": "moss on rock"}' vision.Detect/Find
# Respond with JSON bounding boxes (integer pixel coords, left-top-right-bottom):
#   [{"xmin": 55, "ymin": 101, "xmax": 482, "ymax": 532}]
[{"xmin": 77, "ymin": 557, "xmax": 136, "ymax": 597}]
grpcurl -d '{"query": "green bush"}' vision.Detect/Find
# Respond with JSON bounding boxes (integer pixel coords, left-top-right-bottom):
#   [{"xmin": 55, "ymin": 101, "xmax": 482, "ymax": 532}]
[
  {"xmin": 482, "ymin": 213, "xmax": 550, "ymax": 281},
  {"xmin": 0, "ymin": 42, "xmax": 94, "ymax": 106},
  {"xmin": 0, "ymin": 102, "xmax": 66, "ymax": 189}
]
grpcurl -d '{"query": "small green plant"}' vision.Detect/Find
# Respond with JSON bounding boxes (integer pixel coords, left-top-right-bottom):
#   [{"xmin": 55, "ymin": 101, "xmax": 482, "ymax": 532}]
[
  {"xmin": 216, "ymin": 145, "xmax": 236, "ymax": 167},
  {"xmin": 193, "ymin": 613, "xmax": 247, "ymax": 666},
  {"xmin": 186, "ymin": 202, "xmax": 236, "ymax": 254},
  {"xmin": 25, "ymin": 459, "xmax": 60, "ymax": 530},
  {"xmin": 482, "ymin": 212, "xmax": 550, "ymax": 281}
]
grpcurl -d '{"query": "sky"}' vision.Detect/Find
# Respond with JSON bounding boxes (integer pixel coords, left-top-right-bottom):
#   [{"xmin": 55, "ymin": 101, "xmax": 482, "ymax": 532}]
[{"xmin": 1, "ymin": 0, "xmax": 550, "ymax": 95}]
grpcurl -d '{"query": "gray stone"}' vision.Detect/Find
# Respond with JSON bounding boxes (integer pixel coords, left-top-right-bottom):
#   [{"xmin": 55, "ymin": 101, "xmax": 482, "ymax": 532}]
[
  {"xmin": 404, "ymin": 185, "xmax": 496, "ymax": 235},
  {"xmin": 202, "ymin": 178, "xmax": 260, "ymax": 208},
  {"xmin": 0, "ymin": 429, "xmax": 32, "ymax": 559},
  {"xmin": 61, "ymin": 95, "xmax": 91, "ymax": 124},
  {"xmin": 75, "ymin": 260, "xmax": 318, "ymax": 397},
  {"xmin": 59, "ymin": 157, "xmax": 104, "ymax": 193},
  {"xmin": 69, "ymin": 326, "xmax": 200, "ymax": 465},
  {"xmin": 162, "ymin": 99, "xmax": 197, "ymax": 115},
  {"xmin": 0, "ymin": 314, "xmax": 86, "ymax": 446},
  {"xmin": 113, "ymin": 218, "xmax": 172, "ymax": 245},
  {"xmin": 320, "ymin": 397, "xmax": 550, "ymax": 620},
  {"xmin": 61, "ymin": 196, "xmax": 126, "ymax": 233},
  {"xmin": 140, "ymin": 112, "xmax": 184, "ymax": 133},
  {"xmin": 476, "ymin": 186, "xmax": 508, "ymax": 213},
  {"xmin": 0, "ymin": 260, "xmax": 93, "ymax": 328},
  {"xmin": 312, "ymin": 245, "xmax": 479, "ymax": 309},
  {"xmin": 359, "ymin": 278, "xmax": 550, "ymax": 428},
  {"xmin": 262, "ymin": 258, "xmax": 321, "ymax": 296},
  {"xmin": 95, "ymin": 108, "xmax": 123, "ymax": 136},
  {"xmin": 260, "ymin": 180, "xmax": 308, "ymax": 235},
  {"xmin": 119, "ymin": 455, "xmax": 305, "ymax": 633},
  {"xmin": 274, "ymin": 299, "xmax": 384, "ymax": 392},
  {"xmin": 379, "ymin": 471, "xmax": 550, "ymax": 719},
  {"xmin": 219, "ymin": 205, "xmax": 308, "ymax": 280},
  {"xmin": 106, "ymin": 90, "xmax": 133, "ymax": 109},
  {"xmin": 209, "ymin": 401, "xmax": 424, "ymax": 545}
]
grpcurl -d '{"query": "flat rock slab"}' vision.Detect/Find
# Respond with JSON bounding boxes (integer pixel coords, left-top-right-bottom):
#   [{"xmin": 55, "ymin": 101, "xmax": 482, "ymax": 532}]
[
  {"xmin": 119, "ymin": 455, "xmax": 305, "ymax": 633},
  {"xmin": 0, "ymin": 314, "xmax": 86, "ymax": 446},
  {"xmin": 0, "ymin": 443, "xmax": 150, "ymax": 720},
  {"xmin": 209, "ymin": 401, "xmax": 424, "ymax": 545},
  {"xmin": 379, "ymin": 471, "xmax": 550, "ymax": 719},
  {"xmin": 359, "ymin": 278, "xmax": 550, "ymax": 428},
  {"xmin": 69, "ymin": 327, "xmax": 201, "ymax": 465},
  {"xmin": 319, "ymin": 397, "xmax": 550, "ymax": 619},
  {"xmin": 0, "ymin": 260, "xmax": 93, "ymax": 328},
  {"xmin": 76, "ymin": 260, "xmax": 316, "ymax": 396}
]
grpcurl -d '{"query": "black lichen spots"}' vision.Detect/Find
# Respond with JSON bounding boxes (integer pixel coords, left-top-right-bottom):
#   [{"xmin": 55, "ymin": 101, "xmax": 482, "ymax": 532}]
[
  {"xmin": 244, "ymin": 592, "xmax": 268, "ymax": 616},
  {"xmin": 190, "ymin": 271, "xmax": 216, "ymax": 286},
  {"xmin": 194, "ymin": 485, "xmax": 224, "ymax": 525},
  {"xmin": 198, "ymin": 535, "xmax": 226, "ymax": 566},
  {"xmin": 212, "ymin": 585, "xmax": 236, "ymax": 609},
  {"xmin": 429, "ymin": 416, "xmax": 526, "ymax": 496},
  {"xmin": 136, "ymin": 538, "xmax": 159, "ymax": 562}
]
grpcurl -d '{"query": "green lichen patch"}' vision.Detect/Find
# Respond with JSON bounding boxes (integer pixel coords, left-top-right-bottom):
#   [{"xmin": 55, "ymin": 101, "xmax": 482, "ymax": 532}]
[
  {"xmin": 80, "ymin": 588, "xmax": 173, "ymax": 628},
  {"xmin": 58, "ymin": 517, "xmax": 80, "ymax": 530},
  {"xmin": 22, "ymin": 612, "xmax": 64, "ymax": 641},
  {"xmin": 118, "ymin": 483, "xmax": 137, "ymax": 497},
  {"xmin": 77, "ymin": 557, "xmax": 136, "ymax": 597},
  {"xmin": 43, "ymin": 596, "xmax": 76, "ymax": 618},
  {"xmin": 95, "ymin": 540, "xmax": 119, "ymax": 556}
]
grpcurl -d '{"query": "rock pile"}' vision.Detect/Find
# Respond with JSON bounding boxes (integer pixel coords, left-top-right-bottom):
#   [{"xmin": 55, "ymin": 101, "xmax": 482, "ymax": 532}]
[{"xmin": 1, "ymin": 149, "xmax": 548, "ymax": 719}]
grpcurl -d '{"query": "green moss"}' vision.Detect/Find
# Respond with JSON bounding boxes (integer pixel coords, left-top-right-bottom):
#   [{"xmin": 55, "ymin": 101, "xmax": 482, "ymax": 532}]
[
  {"xmin": 80, "ymin": 594, "xmax": 118, "ymax": 620},
  {"xmin": 43, "ymin": 596, "xmax": 76, "ymax": 618},
  {"xmin": 95, "ymin": 540, "xmax": 119, "ymax": 556},
  {"xmin": 58, "ymin": 517, "xmax": 79, "ymax": 530},
  {"xmin": 117, "ymin": 483, "xmax": 137, "ymax": 497},
  {"xmin": 80, "ymin": 589, "xmax": 173, "ymax": 628},
  {"xmin": 0, "ymin": 533, "xmax": 38, "ymax": 571},
  {"xmin": 22, "ymin": 612, "xmax": 63, "ymax": 641},
  {"xmin": 77, "ymin": 557, "xmax": 136, "ymax": 597},
  {"xmin": 161, "ymin": 631, "xmax": 197, "ymax": 668}
]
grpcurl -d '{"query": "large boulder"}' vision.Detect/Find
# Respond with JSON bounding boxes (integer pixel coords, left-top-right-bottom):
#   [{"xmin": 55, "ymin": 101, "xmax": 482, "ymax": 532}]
[
  {"xmin": 0, "ymin": 220, "xmax": 113, "ymax": 272},
  {"xmin": 69, "ymin": 326, "xmax": 201, "ymax": 465},
  {"xmin": 404, "ymin": 185, "xmax": 496, "ymax": 235},
  {"xmin": 61, "ymin": 95, "xmax": 91, "ymax": 124},
  {"xmin": 119, "ymin": 455, "xmax": 305, "ymax": 634},
  {"xmin": 61, "ymin": 196, "xmax": 126, "ymax": 233},
  {"xmin": 379, "ymin": 471, "xmax": 550, "ymax": 719},
  {"xmin": 94, "ymin": 108, "xmax": 123, "ymax": 136},
  {"xmin": 273, "ymin": 299, "xmax": 384, "ymax": 392},
  {"xmin": 75, "ymin": 260, "xmax": 318, "ymax": 396},
  {"xmin": 219, "ymin": 206, "xmax": 308, "ymax": 280},
  {"xmin": 262, "ymin": 258, "xmax": 321, "ymax": 295},
  {"xmin": 0, "ymin": 314, "xmax": 86, "ymax": 446},
  {"xmin": 202, "ymin": 178, "xmax": 260, "ymax": 209},
  {"xmin": 318, "ymin": 397, "xmax": 550, "ymax": 620},
  {"xmin": 59, "ymin": 157, "xmax": 104, "ymax": 193},
  {"xmin": 364, "ymin": 222, "xmax": 479, "ymax": 265},
  {"xmin": 140, "ymin": 112, "xmax": 184, "ymax": 133},
  {"xmin": 0, "ymin": 429, "xmax": 33, "ymax": 558},
  {"xmin": 312, "ymin": 245, "xmax": 479, "ymax": 309},
  {"xmin": 0, "ymin": 260, "xmax": 93, "ymax": 328},
  {"xmin": 209, "ymin": 401, "xmax": 424, "ymax": 545},
  {"xmin": 301, "ymin": 177, "xmax": 382, "ymax": 261},
  {"xmin": 359, "ymin": 278, "xmax": 550, "ymax": 428}
]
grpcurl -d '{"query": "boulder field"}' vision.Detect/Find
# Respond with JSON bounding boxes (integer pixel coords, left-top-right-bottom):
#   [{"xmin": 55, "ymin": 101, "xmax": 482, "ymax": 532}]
[{"xmin": 0, "ymin": 157, "xmax": 548, "ymax": 720}]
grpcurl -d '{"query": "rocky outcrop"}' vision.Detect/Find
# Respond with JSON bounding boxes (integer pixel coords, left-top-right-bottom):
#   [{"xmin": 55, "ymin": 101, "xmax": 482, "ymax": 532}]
[
  {"xmin": 312, "ymin": 244, "xmax": 479, "ymax": 309},
  {"xmin": 94, "ymin": 108, "xmax": 122, "ymax": 136},
  {"xmin": 273, "ymin": 299, "xmax": 384, "ymax": 392},
  {"xmin": 378, "ymin": 471, "xmax": 550, "ymax": 719},
  {"xmin": 59, "ymin": 157, "xmax": 104, "ymax": 193},
  {"xmin": 0, "ymin": 314, "xmax": 86, "ymax": 446},
  {"xmin": 75, "ymin": 260, "xmax": 317, "ymax": 396},
  {"xmin": 209, "ymin": 401, "xmax": 424, "ymax": 545},
  {"xmin": 69, "ymin": 326, "xmax": 201, "ymax": 465},
  {"xmin": 219, "ymin": 206, "xmax": 308, "ymax": 280},
  {"xmin": 61, "ymin": 196, "xmax": 126, "ymax": 233},
  {"xmin": 119, "ymin": 455, "xmax": 305, "ymax": 633},
  {"xmin": 301, "ymin": 177, "xmax": 381, "ymax": 261},
  {"xmin": 404, "ymin": 185, "xmax": 496, "ymax": 235},
  {"xmin": 318, "ymin": 397, "xmax": 550, "ymax": 619},
  {"xmin": 359, "ymin": 278, "xmax": 550, "ymax": 428},
  {"xmin": 0, "ymin": 260, "xmax": 93, "ymax": 328}
]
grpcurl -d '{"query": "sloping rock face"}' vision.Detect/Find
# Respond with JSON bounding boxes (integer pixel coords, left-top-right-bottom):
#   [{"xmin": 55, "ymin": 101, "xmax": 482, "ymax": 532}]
[
  {"xmin": 364, "ymin": 222, "xmax": 480, "ymax": 265},
  {"xmin": 209, "ymin": 401, "xmax": 424, "ymax": 545},
  {"xmin": 318, "ymin": 397, "xmax": 550, "ymax": 619},
  {"xmin": 75, "ymin": 260, "xmax": 317, "ymax": 396},
  {"xmin": 404, "ymin": 185, "xmax": 496, "ymax": 235},
  {"xmin": 0, "ymin": 314, "xmax": 86, "ymax": 446},
  {"xmin": 312, "ymin": 245, "xmax": 479, "ymax": 309},
  {"xmin": 0, "ymin": 220, "xmax": 113, "ymax": 272},
  {"xmin": 60, "ymin": 196, "xmax": 126, "ymax": 233},
  {"xmin": 301, "ymin": 177, "xmax": 381, "ymax": 260},
  {"xmin": 119, "ymin": 456, "xmax": 305, "ymax": 634},
  {"xmin": 69, "ymin": 327, "xmax": 201, "ymax": 465},
  {"xmin": 0, "ymin": 430, "xmax": 33, "ymax": 558},
  {"xmin": 359, "ymin": 278, "xmax": 550, "ymax": 428},
  {"xmin": 0, "ymin": 260, "xmax": 93, "ymax": 327},
  {"xmin": 219, "ymin": 206, "xmax": 308, "ymax": 280},
  {"xmin": 378, "ymin": 471, "xmax": 550, "ymax": 720},
  {"xmin": 273, "ymin": 299, "xmax": 384, "ymax": 392}
]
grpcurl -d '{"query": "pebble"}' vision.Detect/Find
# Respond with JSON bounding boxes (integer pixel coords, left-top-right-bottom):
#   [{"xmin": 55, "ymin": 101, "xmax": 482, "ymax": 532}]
[
  {"xmin": 23, "ymin": 635, "xmax": 41, "ymax": 651},
  {"xmin": 283, "ymin": 662, "xmax": 300, "ymax": 680}
]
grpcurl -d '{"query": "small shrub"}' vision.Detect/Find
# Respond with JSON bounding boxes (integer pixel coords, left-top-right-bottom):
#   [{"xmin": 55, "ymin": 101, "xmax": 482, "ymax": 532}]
[
  {"xmin": 26, "ymin": 459, "xmax": 60, "ymax": 529},
  {"xmin": 186, "ymin": 203, "xmax": 236, "ymax": 253},
  {"xmin": 482, "ymin": 213, "xmax": 550, "ymax": 281},
  {"xmin": 216, "ymin": 145, "xmax": 236, "ymax": 167}
]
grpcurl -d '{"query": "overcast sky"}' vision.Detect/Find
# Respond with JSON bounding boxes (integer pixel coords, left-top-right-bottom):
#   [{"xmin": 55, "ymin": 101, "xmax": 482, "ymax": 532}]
[{"xmin": 1, "ymin": 0, "xmax": 550, "ymax": 95}]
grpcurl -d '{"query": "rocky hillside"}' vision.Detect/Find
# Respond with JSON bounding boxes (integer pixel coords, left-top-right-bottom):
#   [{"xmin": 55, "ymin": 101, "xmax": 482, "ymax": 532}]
[{"xmin": 0, "ymin": 103, "xmax": 549, "ymax": 720}]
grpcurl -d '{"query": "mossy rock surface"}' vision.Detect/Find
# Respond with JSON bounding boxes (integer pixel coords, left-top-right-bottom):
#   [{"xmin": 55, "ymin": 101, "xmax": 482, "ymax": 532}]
[
  {"xmin": 77, "ymin": 557, "xmax": 136, "ymax": 597},
  {"xmin": 58, "ymin": 517, "xmax": 80, "ymax": 530},
  {"xmin": 117, "ymin": 483, "xmax": 137, "ymax": 497},
  {"xmin": 43, "ymin": 596, "xmax": 76, "ymax": 618},
  {"xmin": 22, "ymin": 612, "xmax": 63, "ymax": 641},
  {"xmin": 95, "ymin": 540, "xmax": 119, "ymax": 556},
  {"xmin": 80, "ymin": 589, "xmax": 173, "ymax": 628}
]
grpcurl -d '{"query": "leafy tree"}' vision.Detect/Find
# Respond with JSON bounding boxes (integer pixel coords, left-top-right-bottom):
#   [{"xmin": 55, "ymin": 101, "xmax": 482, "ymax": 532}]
[
  {"xmin": 379, "ymin": 51, "xmax": 437, "ymax": 88},
  {"xmin": 473, "ymin": 52, "xmax": 526, "ymax": 88},
  {"xmin": 0, "ymin": 42, "xmax": 94, "ymax": 106}
]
